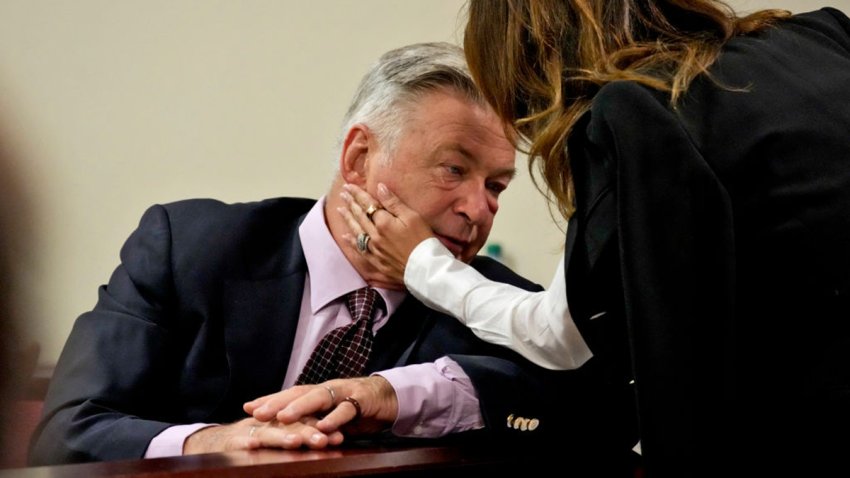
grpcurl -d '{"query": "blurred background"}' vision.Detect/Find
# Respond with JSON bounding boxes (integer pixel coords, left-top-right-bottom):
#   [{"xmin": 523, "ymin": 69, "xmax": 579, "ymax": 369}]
[{"xmin": 0, "ymin": 0, "xmax": 843, "ymax": 366}]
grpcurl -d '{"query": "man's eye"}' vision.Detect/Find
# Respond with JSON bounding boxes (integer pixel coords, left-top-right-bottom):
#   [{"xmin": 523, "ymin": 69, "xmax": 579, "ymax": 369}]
[
  {"xmin": 487, "ymin": 182, "xmax": 507, "ymax": 195},
  {"xmin": 445, "ymin": 165, "xmax": 463, "ymax": 175}
]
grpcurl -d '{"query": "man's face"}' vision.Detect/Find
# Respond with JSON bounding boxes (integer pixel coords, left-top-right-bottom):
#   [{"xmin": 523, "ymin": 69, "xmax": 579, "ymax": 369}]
[{"xmin": 365, "ymin": 89, "xmax": 516, "ymax": 263}]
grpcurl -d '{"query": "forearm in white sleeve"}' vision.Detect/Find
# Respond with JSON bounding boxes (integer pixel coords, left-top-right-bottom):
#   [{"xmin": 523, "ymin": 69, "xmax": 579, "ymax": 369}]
[{"xmin": 404, "ymin": 238, "xmax": 592, "ymax": 370}]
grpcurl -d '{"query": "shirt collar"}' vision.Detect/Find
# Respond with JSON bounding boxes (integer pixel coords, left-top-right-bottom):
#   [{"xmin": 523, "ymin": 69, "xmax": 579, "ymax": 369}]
[{"xmin": 298, "ymin": 196, "xmax": 406, "ymax": 316}]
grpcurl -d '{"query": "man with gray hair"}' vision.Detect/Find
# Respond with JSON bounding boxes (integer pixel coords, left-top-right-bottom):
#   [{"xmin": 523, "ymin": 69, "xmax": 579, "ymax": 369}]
[{"xmin": 30, "ymin": 42, "xmax": 615, "ymax": 465}]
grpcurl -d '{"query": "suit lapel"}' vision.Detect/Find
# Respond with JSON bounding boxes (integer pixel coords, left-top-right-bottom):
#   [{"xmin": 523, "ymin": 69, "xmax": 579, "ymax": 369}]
[
  {"xmin": 366, "ymin": 297, "xmax": 431, "ymax": 372},
  {"xmin": 221, "ymin": 212, "xmax": 308, "ymax": 405}
]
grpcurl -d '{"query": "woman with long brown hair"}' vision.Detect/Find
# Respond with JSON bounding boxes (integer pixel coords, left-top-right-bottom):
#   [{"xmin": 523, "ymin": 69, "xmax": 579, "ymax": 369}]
[{"xmin": 338, "ymin": 0, "xmax": 850, "ymax": 473}]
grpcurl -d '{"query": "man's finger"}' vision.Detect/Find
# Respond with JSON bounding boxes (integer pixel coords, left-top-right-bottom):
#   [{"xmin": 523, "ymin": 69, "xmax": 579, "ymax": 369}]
[
  {"xmin": 275, "ymin": 388, "xmax": 333, "ymax": 424},
  {"xmin": 243, "ymin": 390, "xmax": 279, "ymax": 414},
  {"xmin": 327, "ymin": 430, "xmax": 345, "ymax": 446},
  {"xmin": 228, "ymin": 435, "xmax": 261, "ymax": 451},
  {"xmin": 316, "ymin": 401, "xmax": 360, "ymax": 432},
  {"xmin": 251, "ymin": 386, "xmax": 319, "ymax": 422}
]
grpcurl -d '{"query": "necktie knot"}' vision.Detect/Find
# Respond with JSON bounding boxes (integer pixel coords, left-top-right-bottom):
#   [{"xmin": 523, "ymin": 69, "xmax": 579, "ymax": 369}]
[{"xmin": 347, "ymin": 287, "xmax": 380, "ymax": 324}]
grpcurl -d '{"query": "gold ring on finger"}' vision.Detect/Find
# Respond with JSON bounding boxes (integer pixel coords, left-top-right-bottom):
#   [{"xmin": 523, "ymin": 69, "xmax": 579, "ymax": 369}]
[{"xmin": 364, "ymin": 204, "xmax": 380, "ymax": 222}]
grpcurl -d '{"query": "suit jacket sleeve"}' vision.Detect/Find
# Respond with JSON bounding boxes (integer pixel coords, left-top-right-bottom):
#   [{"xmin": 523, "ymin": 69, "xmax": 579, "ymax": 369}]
[
  {"xmin": 438, "ymin": 258, "xmax": 638, "ymax": 462},
  {"xmin": 30, "ymin": 204, "xmax": 187, "ymax": 464}
]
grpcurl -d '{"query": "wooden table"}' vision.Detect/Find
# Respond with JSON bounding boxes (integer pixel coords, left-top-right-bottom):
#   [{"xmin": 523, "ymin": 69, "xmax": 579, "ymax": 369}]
[{"xmin": 0, "ymin": 439, "xmax": 534, "ymax": 478}]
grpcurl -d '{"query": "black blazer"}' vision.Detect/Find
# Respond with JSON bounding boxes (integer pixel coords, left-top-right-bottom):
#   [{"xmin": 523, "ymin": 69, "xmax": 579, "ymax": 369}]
[
  {"xmin": 29, "ymin": 197, "xmax": 629, "ymax": 471},
  {"xmin": 565, "ymin": 7, "xmax": 850, "ymax": 474}
]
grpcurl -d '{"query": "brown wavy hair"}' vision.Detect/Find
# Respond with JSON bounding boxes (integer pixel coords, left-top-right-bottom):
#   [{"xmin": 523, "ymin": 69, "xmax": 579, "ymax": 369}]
[{"xmin": 464, "ymin": 0, "xmax": 790, "ymax": 219}]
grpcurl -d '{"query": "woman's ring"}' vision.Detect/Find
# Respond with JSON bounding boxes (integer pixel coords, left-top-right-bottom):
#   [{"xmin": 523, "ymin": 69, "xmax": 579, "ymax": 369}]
[
  {"xmin": 356, "ymin": 232, "xmax": 370, "ymax": 253},
  {"xmin": 364, "ymin": 204, "xmax": 380, "ymax": 222}
]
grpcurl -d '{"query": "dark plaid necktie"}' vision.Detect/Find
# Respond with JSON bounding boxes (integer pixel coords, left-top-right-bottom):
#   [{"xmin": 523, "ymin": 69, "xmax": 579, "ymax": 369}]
[{"xmin": 295, "ymin": 287, "xmax": 381, "ymax": 385}]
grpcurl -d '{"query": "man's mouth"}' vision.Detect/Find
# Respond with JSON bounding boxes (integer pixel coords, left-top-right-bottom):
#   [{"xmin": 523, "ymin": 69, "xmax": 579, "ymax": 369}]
[{"xmin": 435, "ymin": 234, "xmax": 468, "ymax": 258}]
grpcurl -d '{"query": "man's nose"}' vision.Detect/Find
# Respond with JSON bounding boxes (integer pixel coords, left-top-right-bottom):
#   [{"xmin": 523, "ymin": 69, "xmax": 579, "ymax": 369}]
[{"xmin": 457, "ymin": 183, "xmax": 495, "ymax": 224}]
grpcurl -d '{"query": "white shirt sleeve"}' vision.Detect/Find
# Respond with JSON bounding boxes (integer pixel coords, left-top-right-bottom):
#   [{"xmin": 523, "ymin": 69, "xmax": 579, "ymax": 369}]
[{"xmin": 404, "ymin": 238, "xmax": 593, "ymax": 370}]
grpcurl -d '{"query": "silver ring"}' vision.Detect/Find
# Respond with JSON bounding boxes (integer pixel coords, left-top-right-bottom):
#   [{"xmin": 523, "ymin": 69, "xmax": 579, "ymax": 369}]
[
  {"xmin": 249, "ymin": 425, "xmax": 257, "ymax": 437},
  {"xmin": 356, "ymin": 232, "xmax": 370, "ymax": 253},
  {"xmin": 324, "ymin": 385, "xmax": 336, "ymax": 404},
  {"xmin": 364, "ymin": 204, "xmax": 380, "ymax": 222}
]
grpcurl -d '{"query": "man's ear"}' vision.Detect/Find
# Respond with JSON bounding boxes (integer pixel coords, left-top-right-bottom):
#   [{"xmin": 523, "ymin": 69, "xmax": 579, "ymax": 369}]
[{"xmin": 339, "ymin": 124, "xmax": 372, "ymax": 185}]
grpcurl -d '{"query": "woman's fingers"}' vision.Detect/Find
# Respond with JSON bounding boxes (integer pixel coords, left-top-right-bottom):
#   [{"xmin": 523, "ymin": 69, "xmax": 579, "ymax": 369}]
[
  {"xmin": 342, "ymin": 184, "xmax": 387, "ymax": 220},
  {"xmin": 341, "ymin": 182, "xmax": 415, "ymax": 226},
  {"xmin": 338, "ymin": 182, "xmax": 433, "ymax": 286},
  {"xmin": 374, "ymin": 182, "xmax": 409, "ymax": 220},
  {"xmin": 339, "ymin": 186, "xmax": 382, "ymax": 239}
]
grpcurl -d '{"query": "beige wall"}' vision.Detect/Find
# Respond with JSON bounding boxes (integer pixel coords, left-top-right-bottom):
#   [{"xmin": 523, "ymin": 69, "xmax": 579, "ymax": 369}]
[{"xmin": 0, "ymin": 0, "xmax": 845, "ymax": 365}]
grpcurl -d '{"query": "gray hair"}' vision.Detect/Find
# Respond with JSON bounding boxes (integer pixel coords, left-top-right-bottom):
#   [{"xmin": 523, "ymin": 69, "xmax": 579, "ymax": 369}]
[{"xmin": 337, "ymin": 42, "xmax": 483, "ymax": 163}]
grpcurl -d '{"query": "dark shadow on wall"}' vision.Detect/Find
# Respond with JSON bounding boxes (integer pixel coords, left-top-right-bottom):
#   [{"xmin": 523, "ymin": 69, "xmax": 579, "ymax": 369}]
[{"xmin": 0, "ymin": 101, "xmax": 42, "ymax": 469}]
